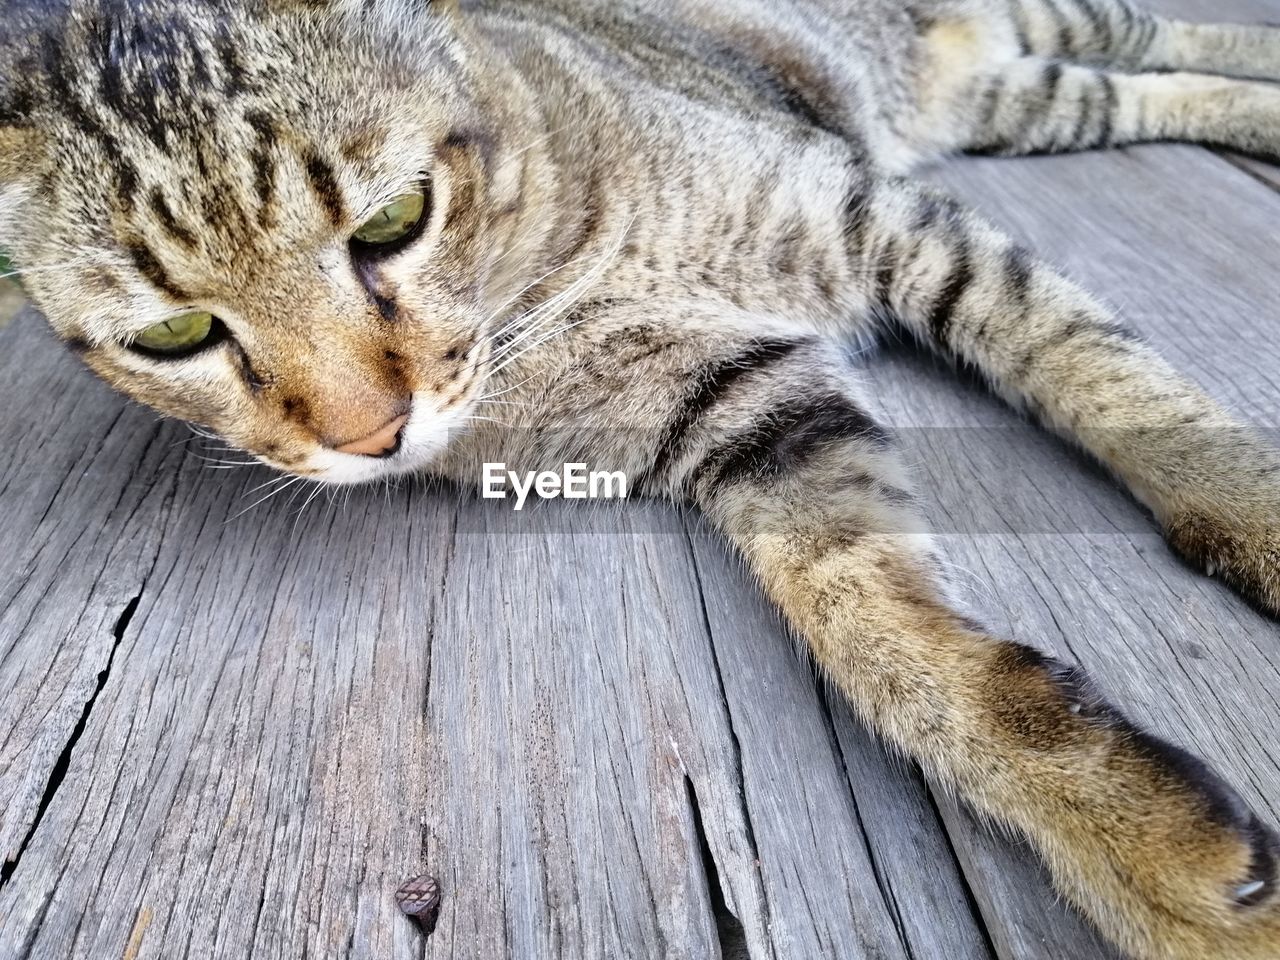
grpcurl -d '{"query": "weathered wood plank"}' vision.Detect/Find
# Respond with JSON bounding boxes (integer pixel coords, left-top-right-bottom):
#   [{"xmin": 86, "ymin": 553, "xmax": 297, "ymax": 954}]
[
  {"xmin": 0, "ymin": 313, "xmax": 990, "ymax": 959},
  {"xmin": 0, "ymin": 372, "xmax": 712, "ymax": 957},
  {"xmin": 687, "ymin": 528, "xmax": 994, "ymax": 960},
  {"xmin": 416, "ymin": 503, "xmax": 735, "ymax": 960},
  {"xmin": 0, "ymin": 322, "xmax": 177, "ymax": 873}
]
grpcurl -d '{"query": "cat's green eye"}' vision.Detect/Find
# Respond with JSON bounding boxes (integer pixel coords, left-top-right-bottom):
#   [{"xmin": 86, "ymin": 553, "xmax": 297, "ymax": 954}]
[
  {"xmin": 132, "ymin": 311, "xmax": 216, "ymax": 356},
  {"xmin": 352, "ymin": 190, "xmax": 428, "ymax": 247}
]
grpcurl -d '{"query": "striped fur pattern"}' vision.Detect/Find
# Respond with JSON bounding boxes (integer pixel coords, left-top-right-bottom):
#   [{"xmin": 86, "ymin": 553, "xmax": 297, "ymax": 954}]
[{"xmin": 2, "ymin": 1, "xmax": 1279, "ymax": 956}]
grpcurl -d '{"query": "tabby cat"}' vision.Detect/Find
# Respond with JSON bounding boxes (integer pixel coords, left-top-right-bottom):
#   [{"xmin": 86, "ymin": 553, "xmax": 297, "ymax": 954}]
[{"xmin": 1, "ymin": 0, "xmax": 1279, "ymax": 956}]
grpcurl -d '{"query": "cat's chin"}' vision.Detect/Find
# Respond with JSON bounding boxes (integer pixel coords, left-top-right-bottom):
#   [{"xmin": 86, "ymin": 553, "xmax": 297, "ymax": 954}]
[{"xmin": 297, "ymin": 442, "xmax": 439, "ymax": 486}]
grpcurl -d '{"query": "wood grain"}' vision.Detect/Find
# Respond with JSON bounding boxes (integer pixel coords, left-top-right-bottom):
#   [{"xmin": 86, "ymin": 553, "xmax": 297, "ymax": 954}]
[
  {"xmin": 0, "ymin": 325, "xmax": 989, "ymax": 959},
  {"xmin": 1, "ymin": 2, "xmax": 1279, "ymax": 957}
]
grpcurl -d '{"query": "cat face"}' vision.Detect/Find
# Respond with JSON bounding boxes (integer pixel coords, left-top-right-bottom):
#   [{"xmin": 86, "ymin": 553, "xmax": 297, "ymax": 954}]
[{"xmin": 0, "ymin": 0, "xmax": 537, "ymax": 484}]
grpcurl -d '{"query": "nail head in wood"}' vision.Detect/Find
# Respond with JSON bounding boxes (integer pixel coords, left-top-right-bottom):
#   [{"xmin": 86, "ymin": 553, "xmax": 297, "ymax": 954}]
[{"xmin": 395, "ymin": 873, "xmax": 442, "ymax": 935}]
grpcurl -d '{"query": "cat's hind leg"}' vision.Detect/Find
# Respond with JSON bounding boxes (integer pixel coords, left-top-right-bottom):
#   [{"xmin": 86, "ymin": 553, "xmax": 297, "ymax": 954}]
[
  {"xmin": 962, "ymin": 57, "xmax": 1280, "ymax": 160},
  {"xmin": 1011, "ymin": 0, "xmax": 1280, "ymax": 82},
  {"xmin": 909, "ymin": 4, "xmax": 1280, "ymax": 161}
]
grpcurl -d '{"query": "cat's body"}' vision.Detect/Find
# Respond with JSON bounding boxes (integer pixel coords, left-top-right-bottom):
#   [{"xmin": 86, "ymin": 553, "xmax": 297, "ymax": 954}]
[{"xmin": 2, "ymin": 1, "xmax": 1280, "ymax": 957}]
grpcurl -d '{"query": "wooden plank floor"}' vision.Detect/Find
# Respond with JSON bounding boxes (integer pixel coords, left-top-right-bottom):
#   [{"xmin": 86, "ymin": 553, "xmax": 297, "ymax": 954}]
[{"xmin": 1, "ymin": 4, "xmax": 1278, "ymax": 957}]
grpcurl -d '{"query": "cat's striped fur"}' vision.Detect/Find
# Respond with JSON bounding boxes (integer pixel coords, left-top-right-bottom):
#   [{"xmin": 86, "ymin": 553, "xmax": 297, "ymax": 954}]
[{"xmin": 2, "ymin": 1, "xmax": 1279, "ymax": 956}]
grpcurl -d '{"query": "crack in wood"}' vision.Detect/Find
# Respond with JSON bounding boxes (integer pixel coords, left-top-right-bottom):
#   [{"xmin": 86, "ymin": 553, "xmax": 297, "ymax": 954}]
[
  {"xmin": 0, "ymin": 591, "xmax": 142, "ymax": 892},
  {"xmin": 922, "ymin": 789, "xmax": 1003, "ymax": 960},
  {"xmin": 420, "ymin": 505, "xmax": 459, "ymax": 722},
  {"xmin": 680, "ymin": 522, "xmax": 776, "ymax": 951},
  {"xmin": 812, "ymin": 681, "xmax": 919, "ymax": 960},
  {"xmin": 685, "ymin": 776, "xmax": 749, "ymax": 960}
]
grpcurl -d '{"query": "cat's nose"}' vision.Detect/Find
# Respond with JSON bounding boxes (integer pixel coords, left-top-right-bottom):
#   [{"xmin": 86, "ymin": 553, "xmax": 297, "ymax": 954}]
[{"xmin": 334, "ymin": 414, "xmax": 409, "ymax": 457}]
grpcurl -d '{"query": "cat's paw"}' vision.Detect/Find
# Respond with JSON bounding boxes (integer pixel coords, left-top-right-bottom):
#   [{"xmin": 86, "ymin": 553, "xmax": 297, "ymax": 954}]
[
  {"xmin": 1117, "ymin": 798, "xmax": 1280, "ymax": 960},
  {"xmin": 1222, "ymin": 81, "xmax": 1280, "ymax": 166},
  {"xmin": 1101, "ymin": 785, "xmax": 1280, "ymax": 960},
  {"xmin": 1164, "ymin": 507, "xmax": 1280, "ymax": 617},
  {"xmin": 1053, "ymin": 715, "xmax": 1280, "ymax": 960},
  {"xmin": 1005, "ymin": 649, "xmax": 1280, "ymax": 959}
]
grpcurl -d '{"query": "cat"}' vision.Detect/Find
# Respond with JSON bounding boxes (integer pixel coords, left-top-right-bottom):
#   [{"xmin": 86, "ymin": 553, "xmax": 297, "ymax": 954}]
[{"xmin": 1, "ymin": 0, "xmax": 1279, "ymax": 956}]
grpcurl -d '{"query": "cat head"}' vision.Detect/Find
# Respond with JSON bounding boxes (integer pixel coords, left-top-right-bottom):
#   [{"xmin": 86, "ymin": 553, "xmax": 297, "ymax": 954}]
[{"xmin": 0, "ymin": 0, "xmax": 549, "ymax": 483}]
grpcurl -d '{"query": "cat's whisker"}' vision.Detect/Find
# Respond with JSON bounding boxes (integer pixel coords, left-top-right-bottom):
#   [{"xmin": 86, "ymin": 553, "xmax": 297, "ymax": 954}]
[
  {"xmin": 482, "ymin": 254, "xmax": 587, "ymax": 315},
  {"xmin": 292, "ymin": 480, "xmax": 328, "ymax": 531},
  {"xmin": 499, "ymin": 236, "xmax": 621, "ymax": 330},
  {"xmin": 186, "ymin": 424, "xmax": 222, "ymax": 441},
  {"xmin": 479, "ymin": 242, "xmax": 620, "ymax": 337},
  {"xmin": 484, "ymin": 314, "xmax": 591, "ymax": 380},
  {"xmin": 477, "ymin": 252, "xmax": 601, "ymax": 343},
  {"xmin": 482, "ymin": 304, "xmax": 573, "ymax": 369},
  {"xmin": 225, "ymin": 475, "xmax": 305, "ymax": 521},
  {"xmin": 193, "ymin": 455, "xmax": 257, "ymax": 468},
  {"xmin": 187, "ymin": 446, "xmax": 252, "ymax": 463},
  {"xmin": 461, "ymin": 414, "xmax": 515, "ymax": 428},
  {"xmin": 474, "ymin": 373, "xmax": 540, "ymax": 402},
  {"xmin": 481, "ymin": 224, "xmax": 631, "ymax": 381},
  {"xmin": 480, "ymin": 245, "xmax": 620, "ymax": 374},
  {"xmin": 286, "ymin": 478, "xmax": 313, "ymax": 509},
  {"xmin": 242, "ymin": 473, "xmax": 297, "ymax": 498}
]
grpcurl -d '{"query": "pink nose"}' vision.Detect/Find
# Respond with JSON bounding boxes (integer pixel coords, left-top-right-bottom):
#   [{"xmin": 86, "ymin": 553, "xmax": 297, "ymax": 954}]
[{"xmin": 334, "ymin": 415, "xmax": 409, "ymax": 457}]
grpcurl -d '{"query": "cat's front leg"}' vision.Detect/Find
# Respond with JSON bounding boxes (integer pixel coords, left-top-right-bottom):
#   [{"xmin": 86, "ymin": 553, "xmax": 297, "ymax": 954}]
[
  {"xmin": 457, "ymin": 307, "xmax": 1279, "ymax": 958},
  {"xmin": 1152, "ymin": 436, "xmax": 1280, "ymax": 616},
  {"xmin": 636, "ymin": 331, "xmax": 1280, "ymax": 960},
  {"xmin": 840, "ymin": 174, "xmax": 1280, "ymax": 616}
]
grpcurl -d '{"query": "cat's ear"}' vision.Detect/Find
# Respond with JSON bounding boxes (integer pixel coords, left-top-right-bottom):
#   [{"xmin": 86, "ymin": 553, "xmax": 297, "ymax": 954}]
[
  {"xmin": 0, "ymin": 79, "xmax": 42, "ymax": 186},
  {"xmin": 0, "ymin": 14, "xmax": 48, "ymax": 182},
  {"xmin": 374, "ymin": 0, "xmax": 461, "ymax": 18},
  {"xmin": 266, "ymin": 0, "xmax": 459, "ymax": 15}
]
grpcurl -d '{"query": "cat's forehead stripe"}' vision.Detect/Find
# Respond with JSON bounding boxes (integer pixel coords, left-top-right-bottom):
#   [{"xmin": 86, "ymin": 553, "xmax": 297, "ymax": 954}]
[
  {"xmin": 90, "ymin": 10, "xmax": 259, "ymax": 147},
  {"xmin": 245, "ymin": 110, "xmax": 280, "ymax": 227},
  {"xmin": 38, "ymin": 33, "xmax": 141, "ymax": 210},
  {"xmin": 303, "ymin": 150, "xmax": 347, "ymax": 227},
  {"xmin": 148, "ymin": 189, "xmax": 199, "ymax": 251},
  {"xmin": 125, "ymin": 239, "xmax": 190, "ymax": 303},
  {"xmin": 198, "ymin": 175, "xmax": 254, "ymax": 240}
]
